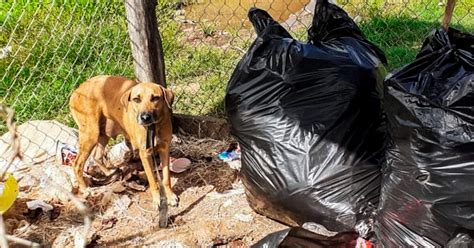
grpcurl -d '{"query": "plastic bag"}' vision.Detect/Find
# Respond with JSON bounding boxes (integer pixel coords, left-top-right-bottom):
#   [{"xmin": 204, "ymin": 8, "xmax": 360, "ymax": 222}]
[
  {"xmin": 375, "ymin": 28, "xmax": 474, "ymax": 247},
  {"xmin": 225, "ymin": 0, "xmax": 387, "ymax": 233},
  {"xmin": 253, "ymin": 227, "xmax": 367, "ymax": 248}
]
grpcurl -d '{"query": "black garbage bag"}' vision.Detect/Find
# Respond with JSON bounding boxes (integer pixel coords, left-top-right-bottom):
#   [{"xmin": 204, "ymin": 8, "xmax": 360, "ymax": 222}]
[
  {"xmin": 253, "ymin": 227, "xmax": 364, "ymax": 248},
  {"xmin": 376, "ymin": 28, "xmax": 474, "ymax": 247},
  {"xmin": 225, "ymin": 0, "xmax": 387, "ymax": 233}
]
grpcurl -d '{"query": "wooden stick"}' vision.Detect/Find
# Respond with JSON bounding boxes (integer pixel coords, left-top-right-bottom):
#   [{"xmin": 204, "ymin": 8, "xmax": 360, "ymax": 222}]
[
  {"xmin": 6, "ymin": 235, "xmax": 41, "ymax": 248},
  {"xmin": 124, "ymin": 0, "xmax": 167, "ymax": 86},
  {"xmin": 442, "ymin": 0, "xmax": 456, "ymax": 30},
  {"xmin": 0, "ymin": 105, "xmax": 22, "ymax": 182},
  {"xmin": 0, "ymin": 215, "xmax": 8, "ymax": 248}
]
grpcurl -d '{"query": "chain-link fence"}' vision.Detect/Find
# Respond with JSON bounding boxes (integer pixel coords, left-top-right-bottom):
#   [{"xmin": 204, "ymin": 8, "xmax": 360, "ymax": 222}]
[
  {"xmin": 0, "ymin": 0, "xmax": 472, "ymax": 246},
  {"xmin": 1, "ymin": 0, "xmax": 473, "ymax": 126}
]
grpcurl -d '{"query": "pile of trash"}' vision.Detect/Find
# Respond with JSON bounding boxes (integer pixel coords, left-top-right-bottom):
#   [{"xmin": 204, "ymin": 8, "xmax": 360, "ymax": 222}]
[
  {"xmin": 0, "ymin": 120, "xmax": 82, "ymax": 203},
  {"xmin": 0, "ymin": 120, "xmax": 192, "ymax": 207},
  {"xmin": 226, "ymin": 0, "xmax": 473, "ymax": 247}
]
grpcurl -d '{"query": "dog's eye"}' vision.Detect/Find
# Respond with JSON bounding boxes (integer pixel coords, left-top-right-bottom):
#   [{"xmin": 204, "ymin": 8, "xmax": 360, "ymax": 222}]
[
  {"xmin": 151, "ymin": 96, "xmax": 160, "ymax": 102},
  {"xmin": 132, "ymin": 97, "xmax": 141, "ymax": 103}
]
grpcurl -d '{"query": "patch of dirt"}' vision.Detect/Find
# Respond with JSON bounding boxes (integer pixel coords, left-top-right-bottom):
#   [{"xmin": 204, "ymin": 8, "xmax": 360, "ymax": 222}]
[
  {"xmin": 178, "ymin": 21, "xmax": 254, "ymax": 49},
  {"xmin": 4, "ymin": 135, "xmax": 287, "ymax": 247}
]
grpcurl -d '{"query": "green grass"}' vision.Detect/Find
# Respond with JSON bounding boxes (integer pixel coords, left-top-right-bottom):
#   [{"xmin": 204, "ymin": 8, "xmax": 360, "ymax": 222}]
[
  {"xmin": 0, "ymin": 0, "xmax": 134, "ymax": 130},
  {"xmin": 339, "ymin": 0, "xmax": 474, "ymax": 68},
  {"xmin": 1, "ymin": 0, "xmax": 473, "ymax": 132}
]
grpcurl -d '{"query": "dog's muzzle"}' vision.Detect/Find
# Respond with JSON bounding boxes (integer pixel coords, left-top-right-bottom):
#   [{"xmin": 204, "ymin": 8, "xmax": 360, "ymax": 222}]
[{"xmin": 138, "ymin": 112, "xmax": 155, "ymax": 126}]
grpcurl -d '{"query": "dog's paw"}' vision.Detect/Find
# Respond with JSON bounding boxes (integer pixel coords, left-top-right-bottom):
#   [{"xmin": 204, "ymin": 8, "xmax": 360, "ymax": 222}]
[
  {"xmin": 152, "ymin": 198, "xmax": 161, "ymax": 211},
  {"xmin": 166, "ymin": 192, "xmax": 179, "ymax": 207}
]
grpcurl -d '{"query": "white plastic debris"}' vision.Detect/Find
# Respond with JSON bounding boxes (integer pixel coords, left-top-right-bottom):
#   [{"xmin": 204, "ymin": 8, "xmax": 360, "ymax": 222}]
[
  {"xmin": 0, "ymin": 45, "xmax": 11, "ymax": 59},
  {"xmin": 26, "ymin": 200, "xmax": 54, "ymax": 212},
  {"xmin": 234, "ymin": 213, "xmax": 253, "ymax": 222},
  {"xmin": 107, "ymin": 141, "xmax": 133, "ymax": 166},
  {"xmin": 226, "ymin": 160, "xmax": 241, "ymax": 170},
  {"xmin": 111, "ymin": 195, "xmax": 131, "ymax": 215},
  {"xmin": 207, "ymin": 187, "xmax": 244, "ymax": 200},
  {"xmin": 157, "ymin": 240, "xmax": 189, "ymax": 248},
  {"xmin": 222, "ymin": 199, "xmax": 233, "ymax": 208},
  {"xmin": 41, "ymin": 163, "xmax": 77, "ymax": 201},
  {"xmin": 52, "ymin": 226, "xmax": 92, "ymax": 248},
  {"xmin": 302, "ymin": 222, "xmax": 338, "ymax": 237}
]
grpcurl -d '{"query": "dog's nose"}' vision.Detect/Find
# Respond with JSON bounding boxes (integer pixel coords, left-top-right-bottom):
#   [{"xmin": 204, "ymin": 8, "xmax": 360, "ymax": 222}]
[{"xmin": 139, "ymin": 113, "xmax": 152, "ymax": 123}]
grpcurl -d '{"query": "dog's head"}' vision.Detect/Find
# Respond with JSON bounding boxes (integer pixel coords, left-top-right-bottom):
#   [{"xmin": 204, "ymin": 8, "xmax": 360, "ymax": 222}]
[{"xmin": 121, "ymin": 82, "xmax": 174, "ymax": 126}]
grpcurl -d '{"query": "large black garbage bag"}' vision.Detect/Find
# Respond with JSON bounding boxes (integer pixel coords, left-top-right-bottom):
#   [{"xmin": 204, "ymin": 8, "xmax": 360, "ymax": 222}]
[
  {"xmin": 253, "ymin": 227, "xmax": 363, "ymax": 248},
  {"xmin": 225, "ymin": 0, "xmax": 388, "ymax": 233},
  {"xmin": 376, "ymin": 28, "xmax": 474, "ymax": 247}
]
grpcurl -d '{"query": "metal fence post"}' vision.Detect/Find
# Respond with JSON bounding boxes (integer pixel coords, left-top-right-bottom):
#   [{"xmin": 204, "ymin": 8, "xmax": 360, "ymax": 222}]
[{"xmin": 124, "ymin": 0, "xmax": 166, "ymax": 86}]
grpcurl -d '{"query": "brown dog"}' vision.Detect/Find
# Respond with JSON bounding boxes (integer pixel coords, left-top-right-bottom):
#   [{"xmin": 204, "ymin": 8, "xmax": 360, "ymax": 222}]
[{"xmin": 69, "ymin": 75, "xmax": 177, "ymax": 207}]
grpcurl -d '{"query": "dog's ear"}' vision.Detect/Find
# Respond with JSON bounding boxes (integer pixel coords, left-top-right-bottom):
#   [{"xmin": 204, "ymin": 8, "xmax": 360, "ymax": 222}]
[
  {"xmin": 120, "ymin": 89, "xmax": 131, "ymax": 109},
  {"xmin": 160, "ymin": 85, "xmax": 174, "ymax": 109}
]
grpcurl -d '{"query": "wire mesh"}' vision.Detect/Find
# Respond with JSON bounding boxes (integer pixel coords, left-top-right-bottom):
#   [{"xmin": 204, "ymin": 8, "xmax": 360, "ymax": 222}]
[
  {"xmin": 1, "ymin": 0, "xmax": 473, "ymax": 123},
  {"xmin": 0, "ymin": 0, "xmax": 473, "ymax": 246}
]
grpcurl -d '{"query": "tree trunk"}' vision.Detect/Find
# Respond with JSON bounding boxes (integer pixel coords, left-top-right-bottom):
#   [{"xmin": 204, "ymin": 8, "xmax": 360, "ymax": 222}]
[{"xmin": 125, "ymin": 0, "xmax": 166, "ymax": 86}]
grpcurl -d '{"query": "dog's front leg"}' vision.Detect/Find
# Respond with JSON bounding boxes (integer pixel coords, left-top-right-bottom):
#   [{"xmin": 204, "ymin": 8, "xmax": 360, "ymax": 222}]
[
  {"xmin": 138, "ymin": 149, "xmax": 161, "ymax": 209},
  {"xmin": 158, "ymin": 144, "xmax": 178, "ymax": 207}
]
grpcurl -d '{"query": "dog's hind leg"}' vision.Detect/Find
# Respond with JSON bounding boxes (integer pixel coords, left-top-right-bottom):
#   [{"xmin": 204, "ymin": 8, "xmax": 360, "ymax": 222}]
[
  {"xmin": 73, "ymin": 118, "xmax": 101, "ymax": 194},
  {"xmin": 93, "ymin": 135, "xmax": 117, "ymax": 176}
]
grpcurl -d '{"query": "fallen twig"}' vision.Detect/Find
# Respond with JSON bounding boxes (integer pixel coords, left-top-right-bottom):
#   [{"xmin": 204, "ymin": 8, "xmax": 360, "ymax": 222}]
[
  {"xmin": 6, "ymin": 235, "xmax": 41, "ymax": 248},
  {"xmin": 0, "ymin": 215, "xmax": 8, "ymax": 248},
  {"xmin": 0, "ymin": 104, "xmax": 22, "ymax": 181}
]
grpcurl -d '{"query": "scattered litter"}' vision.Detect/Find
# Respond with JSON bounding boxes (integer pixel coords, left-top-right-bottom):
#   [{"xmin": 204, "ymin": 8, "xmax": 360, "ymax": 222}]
[
  {"xmin": 234, "ymin": 213, "xmax": 253, "ymax": 222},
  {"xmin": 110, "ymin": 182, "xmax": 127, "ymax": 193},
  {"xmin": 0, "ymin": 173, "xmax": 19, "ymax": 214},
  {"xmin": 40, "ymin": 163, "xmax": 77, "ymax": 202},
  {"xmin": 0, "ymin": 45, "xmax": 11, "ymax": 59},
  {"xmin": 26, "ymin": 200, "xmax": 54, "ymax": 212},
  {"xmin": 217, "ymin": 143, "xmax": 240, "ymax": 162},
  {"xmin": 57, "ymin": 142, "xmax": 77, "ymax": 166},
  {"xmin": 158, "ymin": 157, "xmax": 192, "ymax": 173},
  {"xmin": 222, "ymin": 199, "xmax": 233, "ymax": 208},
  {"xmin": 356, "ymin": 237, "xmax": 373, "ymax": 248},
  {"xmin": 96, "ymin": 217, "xmax": 118, "ymax": 231},
  {"xmin": 218, "ymin": 143, "xmax": 241, "ymax": 170},
  {"xmin": 124, "ymin": 181, "xmax": 147, "ymax": 191},
  {"xmin": 99, "ymin": 191, "xmax": 117, "ymax": 208},
  {"xmin": 107, "ymin": 141, "xmax": 133, "ymax": 166},
  {"xmin": 226, "ymin": 160, "xmax": 241, "ymax": 170},
  {"xmin": 53, "ymin": 226, "xmax": 94, "ymax": 248},
  {"xmin": 171, "ymin": 134, "xmax": 182, "ymax": 144},
  {"xmin": 207, "ymin": 187, "xmax": 244, "ymax": 200},
  {"xmin": 302, "ymin": 222, "xmax": 338, "ymax": 237},
  {"xmin": 112, "ymin": 195, "xmax": 131, "ymax": 215},
  {"xmin": 170, "ymin": 157, "xmax": 192, "ymax": 173},
  {"xmin": 157, "ymin": 240, "xmax": 189, "ymax": 248}
]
